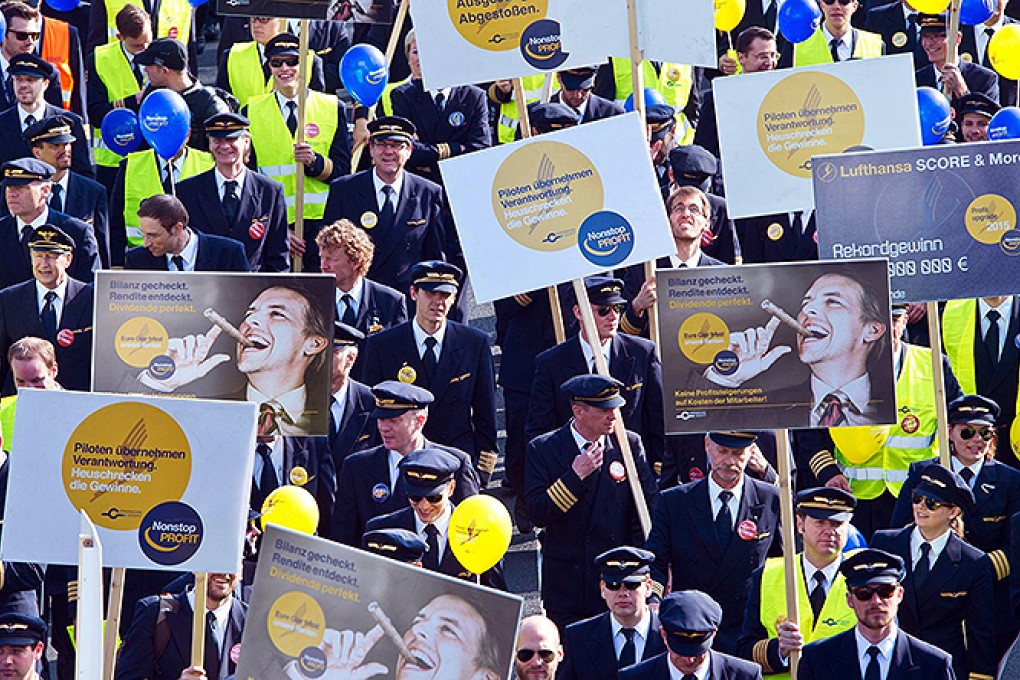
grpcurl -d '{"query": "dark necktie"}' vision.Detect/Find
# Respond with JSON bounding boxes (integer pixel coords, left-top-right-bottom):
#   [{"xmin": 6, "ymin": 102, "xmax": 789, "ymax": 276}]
[
  {"xmin": 819, "ymin": 392, "xmax": 847, "ymax": 427},
  {"xmin": 960, "ymin": 467, "xmax": 975, "ymax": 486},
  {"xmin": 204, "ymin": 610, "xmax": 221, "ymax": 680},
  {"xmin": 4, "ymin": 74, "xmax": 12, "ymax": 102},
  {"xmin": 171, "ymin": 254, "xmax": 186, "ymax": 271},
  {"xmin": 423, "ymin": 336, "xmax": 438, "ymax": 381},
  {"xmin": 41, "ymin": 290, "xmax": 57, "ymax": 342},
  {"xmin": 341, "ymin": 293, "xmax": 356, "ymax": 326},
  {"xmin": 791, "ymin": 210, "xmax": 804, "ymax": 235},
  {"xmin": 257, "ymin": 443, "xmax": 278, "ymax": 494},
  {"xmin": 435, "ymin": 92, "xmax": 445, "ymax": 111},
  {"xmin": 379, "ymin": 185, "xmax": 396, "ymax": 231},
  {"xmin": 914, "ymin": 542, "xmax": 931, "ymax": 585},
  {"xmin": 809, "ymin": 571, "xmax": 826, "ymax": 622},
  {"xmin": 864, "ymin": 646, "xmax": 881, "ymax": 680},
  {"xmin": 286, "ymin": 101, "xmax": 298, "ymax": 136},
  {"xmin": 985, "ymin": 309, "xmax": 1001, "ymax": 365},
  {"xmin": 907, "ymin": 13, "xmax": 918, "ymax": 42},
  {"xmin": 983, "ymin": 27, "xmax": 995, "ymax": 67},
  {"xmin": 618, "ymin": 628, "xmax": 637, "ymax": 668},
  {"xmin": 829, "ymin": 38, "xmax": 841, "ymax": 62},
  {"xmin": 132, "ymin": 60, "xmax": 143, "ymax": 86},
  {"xmin": 20, "ymin": 225, "xmax": 32, "ymax": 262},
  {"xmin": 222, "ymin": 180, "xmax": 240, "ymax": 225},
  {"xmin": 715, "ymin": 490, "xmax": 733, "ymax": 548},
  {"xmin": 423, "ymin": 524, "xmax": 440, "ymax": 569},
  {"xmin": 683, "ymin": 675, "xmax": 697, "ymax": 680},
  {"xmin": 765, "ymin": 0, "xmax": 777, "ymax": 29},
  {"xmin": 23, "ymin": 114, "xmax": 35, "ymax": 130},
  {"xmin": 50, "ymin": 183, "xmax": 63, "ymax": 212}
]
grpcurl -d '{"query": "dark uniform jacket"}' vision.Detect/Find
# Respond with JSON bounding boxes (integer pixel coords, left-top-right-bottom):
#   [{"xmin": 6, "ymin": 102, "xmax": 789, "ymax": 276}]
[
  {"xmin": 621, "ymin": 649, "xmax": 763, "ymax": 680},
  {"xmin": 64, "ymin": 172, "xmax": 111, "ymax": 268},
  {"xmin": 645, "ymin": 477, "xmax": 781, "ymax": 654},
  {"xmin": 871, "ymin": 526, "xmax": 995, "ymax": 680},
  {"xmin": 550, "ymin": 91, "xmax": 625, "ymax": 123},
  {"xmin": 525, "ymin": 425, "xmax": 658, "ymax": 621},
  {"xmin": 359, "ymin": 321, "xmax": 497, "ymax": 460},
  {"xmin": 347, "ymin": 278, "xmax": 408, "ymax": 341},
  {"xmin": 798, "ymin": 628, "xmax": 956, "ymax": 680},
  {"xmin": 864, "ymin": 3, "xmax": 932, "ymax": 69},
  {"xmin": 124, "ymin": 230, "xmax": 250, "ymax": 272},
  {"xmin": 738, "ymin": 211, "xmax": 818, "ymax": 264},
  {"xmin": 177, "ymin": 168, "xmax": 290, "ymax": 272},
  {"xmin": 328, "ymin": 378, "xmax": 378, "ymax": 471},
  {"xmin": 0, "ymin": 278, "xmax": 93, "ymax": 395},
  {"xmin": 559, "ymin": 611, "xmax": 666, "ymax": 680},
  {"xmin": 914, "ymin": 60, "xmax": 1000, "ymax": 107},
  {"xmin": 0, "ymin": 211, "xmax": 100, "ymax": 289},
  {"xmin": 249, "ymin": 436, "xmax": 336, "ymax": 537},
  {"xmin": 0, "ymin": 105, "xmax": 93, "ymax": 178},
  {"xmin": 620, "ymin": 253, "xmax": 726, "ymax": 338}
]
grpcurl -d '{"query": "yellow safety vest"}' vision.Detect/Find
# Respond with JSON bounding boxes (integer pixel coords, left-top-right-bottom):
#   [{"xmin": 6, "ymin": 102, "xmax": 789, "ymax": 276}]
[
  {"xmin": 834, "ymin": 344, "xmax": 939, "ymax": 499},
  {"xmin": 227, "ymin": 42, "xmax": 316, "ymax": 108},
  {"xmin": 0, "ymin": 395, "xmax": 14, "ymax": 452},
  {"xmin": 611, "ymin": 58, "xmax": 695, "ymax": 145},
  {"xmin": 92, "ymin": 42, "xmax": 143, "ymax": 168},
  {"xmin": 794, "ymin": 29, "xmax": 884, "ymax": 67},
  {"xmin": 379, "ymin": 76, "xmax": 410, "ymax": 117},
  {"xmin": 755, "ymin": 556, "xmax": 856, "ymax": 680},
  {"xmin": 123, "ymin": 148, "xmax": 213, "ymax": 246},
  {"xmin": 249, "ymin": 91, "xmax": 338, "ymax": 222},
  {"xmin": 104, "ymin": 0, "xmax": 192, "ymax": 44},
  {"xmin": 496, "ymin": 73, "xmax": 546, "ymax": 144},
  {"xmin": 942, "ymin": 298, "xmax": 1020, "ymax": 423},
  {"xmin": 41, "ymin": 18, "xmax": 74, "ymax": 110}
]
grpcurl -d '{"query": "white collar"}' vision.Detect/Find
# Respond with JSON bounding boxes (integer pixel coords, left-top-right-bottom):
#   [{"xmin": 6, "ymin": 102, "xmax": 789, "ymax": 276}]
[
  {"xmin": 372, "ymin": 169, "xmax": 404, "ymax": 204},
  {"xmin": 609, "ymin": 608, "xmax": 652, "ymax": 639},
  {"xmin": 708, "ymin": 473, "xmax": 745, "ymax": 506},
  {"xmin": 569, "ymin": 419, "xmax": 605, "ymax": 452},
  {"xmin": 168, "ymin": 227, "xmax": 199, "ymax": 269},
  {"xmin": 802, "ymin": 553, "xmax": 842, "ymax": 588},
  {"xmin": 18, "ymin": 101, "xmax": 47, "ymax": 124},
  {"xmin": 810, "ymin": 373, "xmax": 871, "ymax": 414},
  {"xmin": 822, "ymin": 25, "xmax": 852, "ymax": 46},
  {"xmin": 246, "ymin": 383, "xmax": 308, "ymax": 434},
  {"xmin": 578, "ymin": 334, "xmax": 613, "ymax": 370},
  {"xmin": 672, "ymin": 250, "xmax": 703, "ymax": 269},
  {"xmin": 215, "ymin": 166, "xmax": 247, "ymax": 194},
  {"xmin": 336, "ymin": 275, "xmax": 365, "ymax": 304},
  {"xmin": 414, "ymin": 502, "xmax": 452, "ymax": 535},
  {"xmin": 909, "ymin": 525, "xmax": 952, "ymax": 564},
  {"xmin": 332, "ymin": 378, "xmax": 350, "ymax": 406},
  {"xmin": 979, "ymin": 297, "xmax": 1012, "ymax": 322},
  {"xmin": 35, "ymin": 276, "xmax": 68, "ymax": 306},
  {"xmin": 854, "ymin": 625, "xmax": 897, "ymax": 661},
  {"xmin": 412, "ymin": 317, "xmax": 447, "ymax": 349},
  {"xmin": 186, "ymin": 589, "xmax": 233, "ymax": 625},
  {"xmin": 950, "ymin": 456, "xmax": 984, "ymax": 486},
  {"xmin": 16, "ymin": 206, "xmax": 49, "ymax": 232}
]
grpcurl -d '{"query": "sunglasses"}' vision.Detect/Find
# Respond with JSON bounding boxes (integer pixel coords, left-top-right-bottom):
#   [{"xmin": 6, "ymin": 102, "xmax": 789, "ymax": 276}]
[
  {"xmin": 597, "ymin": 304, "xmax": 625, "ymax": 317},
  {"xmin": 408, "ymin": 493, "xmax": 444, "ymax": 504},
  {"xmin": 516, "ymin": 649, "xmax": 557, "ymax": 663},
  {"xmin": 849, "ymin": 584, "xmax": 897, "ymax": 601},
  {"xmin": 269, "ymin": 57, "xmax": 299, "ymax": 68},
  {"xmin": 11, "ymin": 30, "xmax": 40, "ymax": 40},
  {"xmin": 911, "ymin": 493, "xmax": 951, "ymax": 512},
  {"xmin": 820, "ymin": 0, "xmax": 854, "ymax": 5},
  {"xmin": 604, "ymin": 580, "xmax": 643, "ymax": 591},
  {"xmin": 959, "ymin": 426, "xmax": 993, "ymax": 441}
]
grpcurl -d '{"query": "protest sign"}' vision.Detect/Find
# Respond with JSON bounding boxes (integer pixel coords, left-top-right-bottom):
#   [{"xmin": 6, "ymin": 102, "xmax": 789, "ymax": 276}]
[
  {"xmin": 234, "ymin": 526, "xmax": 524, "ymax": 678},
  {"xmin": 92, "ymin": 272, "xmax": 335, "ymax": 436},
  {"xmin": 815, "ymin": 139, "xmax": 1020, "ymax": 303},
  {"xmin": 714, "ymin": 54, "xmax": 921, "ymax": 218},
  {"xmin": 635, "ymin": 0, "xmax": 716, "ymax": 67},
  {"xmin": 1, "ymin": 390, "xmax": 256, "ymax": 571},
  {"xmin": 441, "ymin": 112, "xmax": 675, "ymax": 303},
  {"xmin": 218, "ymin": 0, "xmax": 329, "ymax": 20},
  {"xmin": 657, "ymin": 259, "xmax": 896, "ymax": 433}
]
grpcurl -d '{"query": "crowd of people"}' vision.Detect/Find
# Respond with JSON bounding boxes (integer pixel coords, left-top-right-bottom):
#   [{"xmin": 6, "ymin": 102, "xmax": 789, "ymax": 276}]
[{"xmin": 0, "ymin": 0, "xmax": 1015, "ymax": 677}]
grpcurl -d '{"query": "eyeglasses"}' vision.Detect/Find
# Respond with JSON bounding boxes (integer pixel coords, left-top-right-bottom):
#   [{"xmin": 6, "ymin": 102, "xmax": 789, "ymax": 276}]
[
  {"xmin": 673, "ymin": 203, "xmax": 706, "ymax": 217},
  {"xmin": 11, "ymin": 30, "xmax": 40, "ymax": 41},
  {"xmin": 959, "ymin": 426, "xmax": 993, "ymax": 441},
  {"xmin": 597, "ymin": 304, "xmax": 625, "ymax": 317},
  {"xmin": 604, "ymin": 580, "xmax": 643, "ymax": 591},
  {"xmin": 849, "ymin": 584, "xmax": 898, "ymax": 601},
  {"xmin": 269, "ymin": 57, "xmax": 299, "ymax": 68},
  {"xmin": 911, "ymin": 493, "xmax": 950, "ymax": 512},
  {"xmin": 516, "ymin": 649, "xmax": 557, "ymax": 663},
  {"xmin": 408, "ymin": 493, "xmax": 444, "ymax": 504}
]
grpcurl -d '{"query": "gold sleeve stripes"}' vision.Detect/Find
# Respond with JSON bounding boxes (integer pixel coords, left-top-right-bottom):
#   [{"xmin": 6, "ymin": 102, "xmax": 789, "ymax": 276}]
[
  {"xmin": 547, "ymin": 478, "xmax": 578, "ymax": 513},
  {"xmin": 988, "ymin": 549, "xmax": 1010, "ymax": 581},
  {"xmin": 619, "ymin": 314, "xmax": 642, "ymax": 336},
  {"xmin": 314, "ymin": 156, "xmax": 334, "ymax": 182},
  {"xmin": 68, "ymin": 579, "xmax": 79, "ymax": 604},
  {"xmin": 650, "ymin": 581, "xmax": 665, "ymax": 598},
  {"xmin": 753, "ymin": 639, "xmax": 774, "ymax": 673},
  {"xmin": 969, "ymin": 674, "xmax": 995, "ymax": 680},
  {"xmin": 478, "ymin": 451, "xmax": 498, "ymax": 475},
  {"xmin": 438, "ymin": 143, "xmax": 452, "ymax": 160},
  {"xmin": 514, "ymin": 293, "xmax": 533, "ymax": 307},
  {"xmin": 808, "ymin": 449, "xmax": 839, "ymax": 479}
]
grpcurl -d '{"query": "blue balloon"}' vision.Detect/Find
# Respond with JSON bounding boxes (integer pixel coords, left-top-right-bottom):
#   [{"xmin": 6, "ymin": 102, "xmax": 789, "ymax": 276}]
[
  {"xmin": 959, "ymin": 0, "xmax": 995, "ymax": 25},
  {"xmin": 0, "ymin": 14, "xmax": 6, "ymax": 44},
  {"xmin": 778, "ymin": 0, "xmax": 822, "ymax": 44},
  {"xmin": 988, "ymin": 107, "xmax": 1020, "ymax": 140},
  {"xmin": 139, "ymin": 89, "xmax": 191, "ymax": 160},
  {"xmin": 44, "ymin": 0, "xmax": 80, "ymax": 11},
  {"xmin": 101, "ymin": 109, "xmax": 142, "ymax": 155},
  {"xmin": 624, "ymin": 88, "xmax": 668, "ymax": 112},
  {"xmin": 188, "ymin": 0, "xmax": 209, "ymax": 6},
  {"xmin": 843, "ymin": 524, "xmax": 867, "ymax": 552},
  {"xmin": 916, "ymin": 86, "xmax": 951, "ymax": 145},
  {"xmin": 340, "ymin": 44, "xmax": 388, "ymax": 107}
]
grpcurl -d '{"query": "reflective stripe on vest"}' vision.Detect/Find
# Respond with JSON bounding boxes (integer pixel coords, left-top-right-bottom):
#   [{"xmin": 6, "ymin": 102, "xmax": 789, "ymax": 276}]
[
  {"xmin": 93, "ymin": 42, "xmax": 143, "ymax": 167},
  {"xmin": 379, "ymin": 77, "xmax": 410, "ymax": 117},
  {"xmin": 611, "ymin": 58, "xmax": 696, "ymax": 145},
  {"xmin": 122, "ymin": 148, "xmax": 213, "ymax": 244},
  {"xmin": 249, "ymin": 91, "xmax": 338, "ymax": 222},
  {"xmin": 758, "ymin": 555, "xmax": 855, "ymax": 680},
  {"xmin": 0, "ymin": 395, "xmax": 15, "ymax": 453},
  {"xmin": 497, "ymin": 74, "xmax": 546, "ymax": 144},
  {"xmin": 105, "ymin": 0, "xmax": 192, "ymax": 43},
  {"xmin": 41, "ymin": 19, "xmax": 73, "ymax": 110},
  {"xmin": 793, "ymin": 28, "xmax": 884, "ymax": 67},
  {"xmin": 833, "ymin": 344, "xmax": 939, "ymax": 499}
]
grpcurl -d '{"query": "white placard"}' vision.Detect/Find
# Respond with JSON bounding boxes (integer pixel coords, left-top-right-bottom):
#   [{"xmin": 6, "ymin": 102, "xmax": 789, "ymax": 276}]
[
  {"xmin": 634, "ymin": 0, "xmax": 716, "ymax": 67},
  {"xmin": 2, "ymin": 390, "xmax": 257, "ymax": 572},
  {"xmin": 441, "ymin": 112, "xmax": 675, "ymax": 303},
  {"xmin": 714, "ymin": 54, "xmax": 922, "ymax": 218}
]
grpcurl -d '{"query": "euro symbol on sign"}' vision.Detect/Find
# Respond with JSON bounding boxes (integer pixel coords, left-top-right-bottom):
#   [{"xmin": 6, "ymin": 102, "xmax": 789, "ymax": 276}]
[
  {"xmin": 957, "ymin": 256, "xmax": 969, "ymax": 272},
  {"xmin": 542, "ymin": 232, "xmax": 562, "ymax": 244}
]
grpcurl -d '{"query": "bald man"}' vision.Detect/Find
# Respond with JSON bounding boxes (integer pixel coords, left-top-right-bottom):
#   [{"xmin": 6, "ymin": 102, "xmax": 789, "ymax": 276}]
[{"xmin": 514, "ymin": 615, "xmax": 563, "ymax": 680}]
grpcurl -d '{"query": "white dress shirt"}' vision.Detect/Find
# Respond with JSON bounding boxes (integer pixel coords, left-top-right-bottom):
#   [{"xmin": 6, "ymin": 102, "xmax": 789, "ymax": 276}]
[
  {"xmin": 167, "ymin": 228, "xmax": 200, "ymax": 271},
  {"xmin": 978, "ymin": 297, "xmax": 1012, "ymax": 361},
  {"xmin": 415, "ymin": 502, "xmax": 452, "ymax": 558},
  {"xmin": 252, "ymin": 435, "xmax": 284, "ymax": 490},
  {"xmin": 579, "ymin": 335, "xmax": 612, "ymax": 373},
  {"xmin": 822, "ymin": 26, "xmax": 853, "ymax": 61},
  {"xmin": 412, "ymin": 319, "xmax": 447, "ymax": 362},
  {"xmin": 854, "ymin": 625, "xmax": 897, "ymax": 680},
  {"xmin": 215, "ymin": 166, "xmax": 247, "ymax": 200},
  {"xmin": 35, "ymin": 277, "xmax": 68, "ymax": 326},
  {"xmin": 708, "ymin": 475, "xmax": 744, "ymax": 529},
  {"xmin": 909, "ymin": 525, "xmax": 951, "ymax": 572},
  {"xmin": 336, "ymin": 276, "xmax": 366, "ymax": 321},
  {"xmin": 810, "ymin": 373, "xmax": 872, "ymax": 426},
  {"xmin": 610, "ymin": 609, "xmax": 652, "ymax": 663},
  {"xmin": 372, "ymin": 170, "xmax": 404, "ymax": 211}
]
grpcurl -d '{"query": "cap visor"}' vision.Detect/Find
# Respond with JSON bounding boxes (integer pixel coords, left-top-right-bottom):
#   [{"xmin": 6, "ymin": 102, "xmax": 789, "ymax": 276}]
[
  {"xmin": 664, "ymin": 636, "xmax": 712, "ymax": 657},
  {"xmin": 373, "ymin": 405, "xmax": 413, "ymax": 419},
  {"xmin": 416, "ymin": 282, "xmax": 459, "ymax": 294},
  {"xmin": 801, "ymin": 508, "xmax": 853, "ymax": 523}
]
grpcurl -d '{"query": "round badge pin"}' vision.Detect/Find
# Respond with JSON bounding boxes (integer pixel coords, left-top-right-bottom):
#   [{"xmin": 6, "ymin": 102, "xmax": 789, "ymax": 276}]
[
  {"xmin": 305, "ymin": 123, "xmax": 320, "ymax": 138},
  {"xmin": 398, "ymin": 365, "xmax": 417, "ymax": 383},
  {"xmin": 249, "ymin": 221, "xmax": 266, "ymax": 240},
  {"xmin": 1015, "ymin": 333, "xmax": 1020, "ymax": 350},
  {"xmin": 371, "ymin": 483, "xmax": 390, "ymax": 503},
  {"xmin": 892, "ymin": 32, "xmax": 907, "ymax": 48},
  {"xmin": 700, "ymin": 230, "xmax": 715, "ymax": 247},
  {"xmin": 361, "ymin": 211, "xmax": 378, "ymax": 229},
  {"xmin": 960, "ymin": 52, "xmax": 972, "ymax": 63},
  {"xmin": 666, "ymin": 65, "xmax": 682, "ymax": 83},
  {"xmin": 230, "ymin": 643, "xmax": 242, "ymax": 664},
  {"xmin": 767, "ymin": 223, "xmax": 783, "ymax": 241},
  {"xmin": 688, "ymin": 466, "xmax": 705, "ymax": 481},
  {"xmin": 289, "ymin": 466, "xmax": 309, "ymax": 486},
  {"xmin": 737, "ymin": 519, "xmax": 758, "ymax": 541},
  {"xmin": 609, "ymin": 461, "xmax": 626, "ymax": 481},
  {"xmin": 900, "ymin": 414, "xmax": 920, "ymax": 434},
  {"xmin": 168, "ymin": 26, "xmax": 179, "ymax": 39},
  {"xmin": 448, "ymin": 111, "xmax": 465, "ymax": 127},
  {"xmin": 57, "ymin": 328, "xmax": 75, "ymax": 347}
]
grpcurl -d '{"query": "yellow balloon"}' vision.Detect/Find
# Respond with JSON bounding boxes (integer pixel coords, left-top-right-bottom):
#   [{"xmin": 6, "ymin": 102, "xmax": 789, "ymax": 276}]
[
  {"xmin": 909, "ymin": 0, "xmax": 950, "ymax": 13},
  {"xmin": 989, "ymin": 24, "xmax": 1020, "ymax": 80},
  {"xmin": 261, "ymin": 485, "xmax": 319, "ymax": 535},
  {"xmin": 448, "ymin": 495, "xmax": 512, "ymax": 575},
  {"xmin": 1011, "ymin": 416, "xmax": 1020, "ymax": 461},
  {"xmin": 829, "ymin": 426, "xmax": 890, "ymax": 465},
  {"xmin": 715, "ymin": 0, "xmax": 746, "ymax": 33}
]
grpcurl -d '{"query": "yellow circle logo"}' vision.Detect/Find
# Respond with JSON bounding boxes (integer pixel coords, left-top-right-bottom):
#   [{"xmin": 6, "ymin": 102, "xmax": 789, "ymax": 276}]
[
  {"xmin": 62, "ymin": 402, "xmax": 191, "ymax": 530},
  {"xmin": 268, "ymin": 592, "xmax": 325, "ymax": 657},
  {"xmin": 756, "ymin": 72, "xmax": 865, "ymax": 178},
  {"xmin": 114, "ymin": 317, "xmax": 169, "ymax": 368},
  {"xmin": 491, "ymin": 140, "xmax": 604, "ymax": 251},
  {"xmin": 678, "ymin": 313, "xmax": 730, "ymax": 364},
  {"xmin": 447, "ymin": 0, "xmax": 548, "ymax": 51},
  {"xmin": 965, "ymin": 194, "xmax": 1017, "ymax": 245}
]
